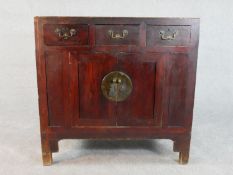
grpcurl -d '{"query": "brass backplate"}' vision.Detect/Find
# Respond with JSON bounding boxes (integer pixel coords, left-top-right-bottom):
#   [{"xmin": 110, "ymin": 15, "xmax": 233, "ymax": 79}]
[{"xmin": 101, "ymin": 71, "xmax": 133, "ymax": 102}]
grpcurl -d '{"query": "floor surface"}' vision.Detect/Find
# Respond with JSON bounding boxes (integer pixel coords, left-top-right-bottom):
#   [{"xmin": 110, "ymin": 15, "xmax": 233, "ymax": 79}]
[{"xmin": 0, "ymin": 106, "xmax": 232, "ymax": 175}]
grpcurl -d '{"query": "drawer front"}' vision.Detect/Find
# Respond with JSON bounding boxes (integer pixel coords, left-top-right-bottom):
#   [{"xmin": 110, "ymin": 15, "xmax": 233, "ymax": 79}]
[
  {"xmin": 147, "ymin": 25, "xmax": 191, "ymax": 47},
  {"xmin": 43, "ymin": 24, "xmax": 89, "ymax": 46},
  {"xmin": 95, "ymin": 25, "xmax": 140, "ymax": 45}
]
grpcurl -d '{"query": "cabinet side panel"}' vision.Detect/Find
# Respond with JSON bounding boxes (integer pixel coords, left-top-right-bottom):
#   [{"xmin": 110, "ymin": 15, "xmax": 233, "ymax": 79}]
[
  {"xmin": 45, "ymin": 51, "xmax": 66, "ymax": 126},
  {"xmin": 34, "ymin": 17, "xmax": 50, "ymax": 131},
  {"xmin": 167, "ymin": 53, "xmax": 189, "ymax": 127}
]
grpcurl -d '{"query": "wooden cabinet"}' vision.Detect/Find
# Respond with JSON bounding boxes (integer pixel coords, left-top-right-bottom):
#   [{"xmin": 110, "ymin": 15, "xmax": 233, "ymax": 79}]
[{"xmin": 34, "ymin": 17, "xmax": 199, "ymax": 165}]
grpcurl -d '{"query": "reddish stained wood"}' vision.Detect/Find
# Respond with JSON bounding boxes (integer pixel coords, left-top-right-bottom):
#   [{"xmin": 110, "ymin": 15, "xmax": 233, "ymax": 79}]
[
  {"xmin": 43, "ymin": 24, "xmax": 89, "ymax": 46},
  {"xmin": 34, "ymin": 17, "xmax": 199, "ymax": 165}
]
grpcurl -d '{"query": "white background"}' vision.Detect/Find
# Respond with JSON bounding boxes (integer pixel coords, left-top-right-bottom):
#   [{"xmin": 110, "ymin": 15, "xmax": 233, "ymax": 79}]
[{"xmin": 0, "ymin": 0, "xmax": 233, "ymax": 174}]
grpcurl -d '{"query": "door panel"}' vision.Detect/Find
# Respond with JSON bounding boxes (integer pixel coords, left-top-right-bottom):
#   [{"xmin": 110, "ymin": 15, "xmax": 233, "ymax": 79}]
[
  {"xmin": 116, "ymin": 53, "xmax": 164, "ymax": 126},
  {"xmin": 70, "ymin": 53, "xmax": 117, "ymax": 126},
  {"xmin": 45, "ymin": 51, "xmax": 69, "ymax": 127},
  {"xmin": 166, "ymin": 53, "xmax": 189, "ymax": 127}
]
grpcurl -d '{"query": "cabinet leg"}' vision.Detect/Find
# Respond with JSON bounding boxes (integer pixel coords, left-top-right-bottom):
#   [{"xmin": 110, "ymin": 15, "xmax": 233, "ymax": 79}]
[
  {"xmin": 41, "ymin": 138, "xmax": 53, "ymax": 166},
  {"xmin": 179, "ymin": 150, "xmax": 189, "ymax": 164},
  {"xmin": 42, "ymin": 151, "xmax": 53, "ymax": 166},
  {"xmin": 41, "ymin": 134, "xmax": 58, "ymax": 166},
  {"xmin": 173, "ymin": 136, "xmax": 191, "ymax": 165}
]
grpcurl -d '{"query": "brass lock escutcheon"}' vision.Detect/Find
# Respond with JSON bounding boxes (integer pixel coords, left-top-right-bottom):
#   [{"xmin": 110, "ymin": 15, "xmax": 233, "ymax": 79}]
[{"xmin": 101, "ymin": 71, "xmax": 132, "ymax": 102}]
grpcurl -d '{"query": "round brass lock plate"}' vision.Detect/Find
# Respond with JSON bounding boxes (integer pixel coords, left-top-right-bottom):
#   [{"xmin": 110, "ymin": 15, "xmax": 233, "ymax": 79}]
[{"xmin": 101, "ymin": 71, "xmax": 133, "ymax": 102}]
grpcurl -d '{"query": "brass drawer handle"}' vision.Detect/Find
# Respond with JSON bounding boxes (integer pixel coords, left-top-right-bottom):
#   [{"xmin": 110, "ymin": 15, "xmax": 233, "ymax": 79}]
[
  {"xmin": 108, "ymin": 30, "xmax": 128, "ymax": 39},
  {"xmin": 160, "ymin": 29, "xmax": 177, "ymax": 40},
  {"xmin": 55, "ymin": 27, "xmax": 77, "ymax": 40},
  {"xmin": 101, "ymin": 71, "xmax": 132, "ymax": 102}
]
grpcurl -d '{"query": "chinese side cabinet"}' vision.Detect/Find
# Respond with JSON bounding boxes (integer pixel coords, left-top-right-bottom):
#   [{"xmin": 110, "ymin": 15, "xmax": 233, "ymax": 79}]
[{"xmin": 34, "ymin": 17, "xmax": 199, "ymax": 165}]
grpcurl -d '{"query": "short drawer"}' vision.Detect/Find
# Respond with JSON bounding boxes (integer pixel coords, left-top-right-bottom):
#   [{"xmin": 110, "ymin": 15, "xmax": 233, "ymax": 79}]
[
  {"xmin": 147, "ymin": 25, "xmax": 191, "ymax": 47},
  {"xmin": 95, "ymin": 25, "xmax": 139, "ymax": 45},
  {"xmin": 43, "ymin": 24, "xmax": 89, "ymax": 46}
]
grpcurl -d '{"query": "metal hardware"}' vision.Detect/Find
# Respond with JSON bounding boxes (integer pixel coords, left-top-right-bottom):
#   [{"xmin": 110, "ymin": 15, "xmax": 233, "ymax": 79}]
[
  {"xmin": 108, "ymin": 29, "xmax": 128, "ymax": 39},
  {"xmin": 160, "ymin": 29, "xmax": 177, "ymax": 40},
  {"xmin": 54, "ymin": 27, "xmax": 77, "ymax": 40},
  {"xmin": 101, "ymin": 71, "xmax": 132, "ymax": 102}
]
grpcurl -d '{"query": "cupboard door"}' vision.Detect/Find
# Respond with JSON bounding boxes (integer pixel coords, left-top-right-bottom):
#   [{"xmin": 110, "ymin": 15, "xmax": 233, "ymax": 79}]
[
  {"xmin": 70, "ymin": 53, "xmax": 117, "ymax": 126},
  {"xmin": 116, "ymin": 53, "xmax": 164, "ymax": 126}
]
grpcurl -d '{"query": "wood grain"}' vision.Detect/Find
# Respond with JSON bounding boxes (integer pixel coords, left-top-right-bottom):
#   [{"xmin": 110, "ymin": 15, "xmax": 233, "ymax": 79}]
[{"xmin": 34, "ymin": 17, "xmax": 199, "ymax": 165}]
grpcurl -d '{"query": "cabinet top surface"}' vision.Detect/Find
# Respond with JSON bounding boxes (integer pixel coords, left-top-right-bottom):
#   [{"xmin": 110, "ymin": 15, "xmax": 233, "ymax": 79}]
[
  {"xmin": 34, "ymin": 16, "xmax": 200, "ymax": 24},
  {"xmin": 35, "ymin": 16, "xmax": 199, "ymax": 19}
]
